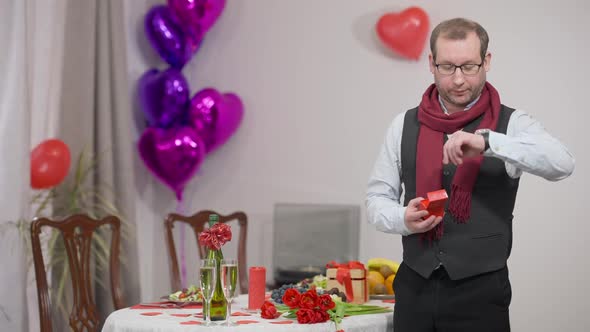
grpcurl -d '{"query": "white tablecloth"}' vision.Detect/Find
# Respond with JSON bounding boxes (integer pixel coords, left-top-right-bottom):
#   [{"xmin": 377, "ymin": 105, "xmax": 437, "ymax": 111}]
[{"xmin": 102, "ymin": 294, "xmax": 394, "ymax": 332}]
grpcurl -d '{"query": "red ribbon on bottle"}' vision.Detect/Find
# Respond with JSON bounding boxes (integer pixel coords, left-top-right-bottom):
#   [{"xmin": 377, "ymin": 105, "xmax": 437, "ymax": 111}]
[{"xmin": 326, "ymin": 261, "xmax": 366, "ymax": 302}]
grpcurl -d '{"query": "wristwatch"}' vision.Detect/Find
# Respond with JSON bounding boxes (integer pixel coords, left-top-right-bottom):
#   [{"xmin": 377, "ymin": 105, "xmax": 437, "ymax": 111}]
[{"xmin": 475, "ymin": 129, "xmax": 491, "ymax": 153}]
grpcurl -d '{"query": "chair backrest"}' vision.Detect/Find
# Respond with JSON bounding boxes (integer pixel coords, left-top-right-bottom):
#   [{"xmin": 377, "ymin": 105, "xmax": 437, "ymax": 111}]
[
  {"xmin": 165, "ymin": 210, "xmax": 248, "ymax": 294},
  {"xmin": 30, "ymin": 214, "xmax": 124, "ymax": 332}
]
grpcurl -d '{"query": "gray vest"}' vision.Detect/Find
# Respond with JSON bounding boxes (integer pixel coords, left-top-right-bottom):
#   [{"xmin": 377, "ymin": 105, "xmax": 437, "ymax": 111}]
[{"xmin": 400, "ymin": 105, "xmax": 519, "ymax": 280}]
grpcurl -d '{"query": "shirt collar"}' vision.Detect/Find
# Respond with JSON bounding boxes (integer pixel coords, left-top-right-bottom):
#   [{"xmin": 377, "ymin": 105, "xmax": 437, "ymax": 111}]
[{"xmin": 438, "ymin": 94, "xmax": 481, "ymax": 115}]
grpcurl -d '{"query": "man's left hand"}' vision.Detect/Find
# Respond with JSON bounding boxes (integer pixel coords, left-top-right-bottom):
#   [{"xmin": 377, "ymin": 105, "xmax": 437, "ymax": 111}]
[{"xmin": 443, "ymin": 130, "xmax": 485, "ymax": 165}]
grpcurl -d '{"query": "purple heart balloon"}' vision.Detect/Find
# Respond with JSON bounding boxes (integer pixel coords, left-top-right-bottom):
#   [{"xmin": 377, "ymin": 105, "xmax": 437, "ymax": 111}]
[
  {"xmin": 144, "ymin": 5, "xmax": 200, "ymax": 68},
  {"xmin": 138, "ymin": 68, "xmax": 189, "ymax": 128},
  {"xmin": 138, "ymin": 126, "xmax": 206, "ymax": 201},
  {"xmin": 168, "ymin": 0, "xmax": 226, "ymax": 34},
  {"xmin": 187, "ymin": 88, "xmax": 244, "ymax": 153}
]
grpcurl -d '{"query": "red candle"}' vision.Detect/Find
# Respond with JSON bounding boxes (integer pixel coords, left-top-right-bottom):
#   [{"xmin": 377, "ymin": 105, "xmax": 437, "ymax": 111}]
[{"xmin": 248, "ymin": 266, "xmax": 266, "ymax": 310}]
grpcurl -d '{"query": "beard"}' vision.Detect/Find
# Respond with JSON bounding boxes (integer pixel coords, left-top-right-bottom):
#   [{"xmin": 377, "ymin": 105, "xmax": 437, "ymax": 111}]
[{"xmin": 436, "ymin": 79, "xmax": 486, "ymax": 110}]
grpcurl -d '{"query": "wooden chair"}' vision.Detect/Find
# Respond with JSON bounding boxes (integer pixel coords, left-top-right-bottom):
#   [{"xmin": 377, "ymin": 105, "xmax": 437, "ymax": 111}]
[
  {"xmin": 30, "ymin": 214, "xmax": 124, "ymax": 332},
  {"xmin": 165, "ymin": 210, "xmax": 248, "ymax": 294}
]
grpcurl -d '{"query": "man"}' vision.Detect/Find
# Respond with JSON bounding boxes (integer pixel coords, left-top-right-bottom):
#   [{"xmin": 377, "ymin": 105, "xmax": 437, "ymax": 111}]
[{"xmin": 366, "ymin": 18, "xmax": 574, "ymax": 331}]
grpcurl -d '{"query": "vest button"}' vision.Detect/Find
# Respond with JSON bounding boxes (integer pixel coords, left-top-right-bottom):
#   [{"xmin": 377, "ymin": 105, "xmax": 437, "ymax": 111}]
[
  {"xmin": 443, "ymin": 170, "xmax": 450, "ymax": 176},
  {"xmin": 439, "ymin": 250, "xmax": 444, "ymax": 255}
]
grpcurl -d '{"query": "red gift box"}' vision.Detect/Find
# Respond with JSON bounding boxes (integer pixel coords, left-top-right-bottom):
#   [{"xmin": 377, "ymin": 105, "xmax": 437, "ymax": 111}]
[
  {"xmin": 325, "ymin": 261, "xmax": 368, "ymax": 304},
  {"xmin": 419, "ymin": 189, "xmax": 448, "ymax": 218}
]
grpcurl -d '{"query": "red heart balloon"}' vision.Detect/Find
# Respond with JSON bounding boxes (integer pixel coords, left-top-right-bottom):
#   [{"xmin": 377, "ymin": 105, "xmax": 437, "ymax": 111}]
[{"xmin": 376, "ymin": 7, "xmax": 430, "ymax": 60}]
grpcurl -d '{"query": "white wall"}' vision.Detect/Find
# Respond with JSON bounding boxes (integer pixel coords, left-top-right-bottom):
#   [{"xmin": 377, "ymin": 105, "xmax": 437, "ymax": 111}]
[{"xmin": 125, "ymin": 1, "xmax": 589, "ymax": 330}]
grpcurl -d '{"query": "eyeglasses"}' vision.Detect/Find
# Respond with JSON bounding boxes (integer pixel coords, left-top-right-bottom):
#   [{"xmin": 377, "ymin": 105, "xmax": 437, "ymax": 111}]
[{"xmin": 434, "ymin": 62, "xmax": 483, "ymax": 76}]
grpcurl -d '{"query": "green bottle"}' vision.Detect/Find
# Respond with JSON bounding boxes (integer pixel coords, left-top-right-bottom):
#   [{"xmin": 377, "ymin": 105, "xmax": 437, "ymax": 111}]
[{"xmin": 207, "ymin": 214, "xmax": 227, "ymax": 321}]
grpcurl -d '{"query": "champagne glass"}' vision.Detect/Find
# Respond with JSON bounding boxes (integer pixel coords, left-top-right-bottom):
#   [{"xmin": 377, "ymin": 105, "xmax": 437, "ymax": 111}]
[
  {"xmin": 221, "ymin": 259, "xmax": 238, "ymax": 326},
  {"xmin": 199, "ymin": 259, "xmax": 217, "ymax": 326}
]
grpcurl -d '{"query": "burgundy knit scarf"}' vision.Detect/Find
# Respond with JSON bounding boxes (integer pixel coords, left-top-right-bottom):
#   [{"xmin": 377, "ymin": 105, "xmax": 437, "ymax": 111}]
[{"xmin": 416, "ymin": 82, "xmax": 501, "ymax": 242}]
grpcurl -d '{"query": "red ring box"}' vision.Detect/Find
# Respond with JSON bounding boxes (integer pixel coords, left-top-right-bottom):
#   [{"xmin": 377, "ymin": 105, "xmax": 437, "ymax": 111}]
[{"xmin": 419, "ymin": 189, "xmax": 448, "ymax": 218}]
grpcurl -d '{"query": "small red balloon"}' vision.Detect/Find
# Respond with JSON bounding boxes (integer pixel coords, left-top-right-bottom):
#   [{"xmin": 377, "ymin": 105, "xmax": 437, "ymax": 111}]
[
  {"xmin": 376, "ymin": 7, "xmax": 430, "ymax": 60},
  {"xmin": 30, "ymin": 139, "xmax": 71, "ymax": 189}
]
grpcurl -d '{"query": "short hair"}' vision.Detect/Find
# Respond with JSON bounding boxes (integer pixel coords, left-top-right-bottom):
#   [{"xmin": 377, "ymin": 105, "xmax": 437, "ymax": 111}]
[{"xmin": 430, "ymin": 18, "xmax": 489, "ymax": 62}]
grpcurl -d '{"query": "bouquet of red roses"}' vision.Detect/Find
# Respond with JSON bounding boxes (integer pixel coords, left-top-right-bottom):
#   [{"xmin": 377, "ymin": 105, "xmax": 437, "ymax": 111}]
[
  {"xmin": 281, "ymin": 288, "xmax": 333, "ymax": 323},
  {"xmin": 198, "ymin": 223, "xmax": 231, "ymax": 250},
  {"xmin": 261, "ymin": 288, "xmax": 337, "ymax": 326},
  {"xmin": 261, "ymin": 287, "xmax": 391, "ymax": 332}
]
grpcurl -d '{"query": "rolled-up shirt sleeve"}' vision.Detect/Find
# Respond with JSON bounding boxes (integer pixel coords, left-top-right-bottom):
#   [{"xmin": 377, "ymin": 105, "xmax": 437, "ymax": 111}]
[{"xmin": 366, "ymin": 112, "xmax": 412, "ymax": 236}]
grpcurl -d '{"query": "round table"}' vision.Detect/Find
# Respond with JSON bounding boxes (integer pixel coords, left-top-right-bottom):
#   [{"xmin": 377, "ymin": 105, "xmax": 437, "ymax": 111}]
[{"xmin": 101, "ymin": 294, "xmax": 394, "ymax": 332}]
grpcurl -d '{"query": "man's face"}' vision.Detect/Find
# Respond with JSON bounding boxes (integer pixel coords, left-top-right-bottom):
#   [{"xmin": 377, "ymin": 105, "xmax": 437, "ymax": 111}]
[{"xmin": 428, "ymin": 31, "xmax": 491, "ymax": 112}]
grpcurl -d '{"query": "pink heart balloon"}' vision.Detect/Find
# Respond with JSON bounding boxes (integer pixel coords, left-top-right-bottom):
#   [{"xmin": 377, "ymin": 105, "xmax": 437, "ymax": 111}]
[
  {"xmin": 187, "ymin": 88, "xmax": 244, "ymax": 153},
  {"xmin": 138, "ymin": 126, "xmax": 206, "ymax": 200},
  {"xmin": 168, "ymin": 0, "xmax": 226, "ymax": 34}
]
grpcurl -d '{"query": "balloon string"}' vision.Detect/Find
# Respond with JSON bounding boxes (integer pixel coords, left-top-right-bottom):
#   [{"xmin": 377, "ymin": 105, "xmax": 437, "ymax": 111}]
[{"xmin": 176, "ymin": 199, "xmax": 187, "ymax": 289}]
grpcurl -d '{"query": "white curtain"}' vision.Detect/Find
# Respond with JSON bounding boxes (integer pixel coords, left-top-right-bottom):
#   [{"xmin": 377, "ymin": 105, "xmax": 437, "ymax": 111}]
[
  {"xmin": 0, "ymin": 1, "xmax": 29, "ymax": 331},
  {"xmin": 56, "ymin": 0, "xmax": 141, "ymax": 319},
  {"xmin": 2, "ymin": 0, "xmax": 144, "ymax": 329},
  {"xmin": 25, "ymin": 1, "xmax": 67, "ymax": 330},
  {"xmin": 27, "ymin": 0, "xmax": 65, "ymax": 146},
  {"xmin": 0, "ymin": 0, "xmax": 66, "ymax": 331}
]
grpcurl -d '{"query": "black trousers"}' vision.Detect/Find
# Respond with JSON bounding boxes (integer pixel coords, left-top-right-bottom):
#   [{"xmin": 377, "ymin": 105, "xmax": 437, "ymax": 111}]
[{"xmin": 393, "ymin": 262, "xmax": 511, "ymax": 332}]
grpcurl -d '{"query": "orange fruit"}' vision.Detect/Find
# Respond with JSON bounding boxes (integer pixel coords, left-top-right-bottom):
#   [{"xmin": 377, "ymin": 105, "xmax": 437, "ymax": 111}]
[
  {"xmin": 385, "ymin": 274, "xmax": 395, "ymax": 295},
  {"xmin": 367, "ymin": 270, "xmax": 385, "ymax": 294}
]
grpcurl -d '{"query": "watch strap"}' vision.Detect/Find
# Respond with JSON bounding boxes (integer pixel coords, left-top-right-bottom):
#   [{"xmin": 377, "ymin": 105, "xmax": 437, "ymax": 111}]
[{"xmin": 476, "ymin": 129, "xmax": 491, "ymax": 152}]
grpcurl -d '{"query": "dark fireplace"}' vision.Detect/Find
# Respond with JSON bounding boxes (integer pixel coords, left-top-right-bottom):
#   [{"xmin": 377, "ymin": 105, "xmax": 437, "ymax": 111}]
[{"xmin": 271, "ymin": 203, "xmax": 360, "ymax": 287}]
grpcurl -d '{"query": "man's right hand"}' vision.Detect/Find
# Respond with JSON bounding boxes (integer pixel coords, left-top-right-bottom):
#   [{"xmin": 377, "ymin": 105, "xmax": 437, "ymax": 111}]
[{"xmin": 404, "ymin": 197, "xmax": 443, "ymax": 234}]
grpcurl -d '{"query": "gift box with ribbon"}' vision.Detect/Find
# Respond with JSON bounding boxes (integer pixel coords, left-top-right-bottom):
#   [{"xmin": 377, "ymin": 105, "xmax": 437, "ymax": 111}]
[{"xmin": 325, "ymin": 261, "xmax": 368, "ymax": 304}]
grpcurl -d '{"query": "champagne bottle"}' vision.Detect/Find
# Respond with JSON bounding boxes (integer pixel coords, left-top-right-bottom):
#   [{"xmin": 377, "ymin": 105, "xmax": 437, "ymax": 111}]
[{"xmin": 207, "ymin": 214, "xmax": 227, "ymax": 321}]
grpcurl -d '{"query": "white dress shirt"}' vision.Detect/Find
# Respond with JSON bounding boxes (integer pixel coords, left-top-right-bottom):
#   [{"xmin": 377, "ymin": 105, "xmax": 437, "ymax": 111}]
[{"xmin": 366, "ymin": 105, "xmax": 575, "ymax": 236}]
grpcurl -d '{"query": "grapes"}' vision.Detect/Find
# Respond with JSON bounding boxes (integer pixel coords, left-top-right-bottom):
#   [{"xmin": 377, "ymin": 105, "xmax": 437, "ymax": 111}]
[{"xmin": 270, "ymin": 283, "xmax": 310, "ymax": 304}]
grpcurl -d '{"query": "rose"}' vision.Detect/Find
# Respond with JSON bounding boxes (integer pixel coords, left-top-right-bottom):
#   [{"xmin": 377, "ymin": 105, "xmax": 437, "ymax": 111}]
[
  {"xmin": 294, "ymin": 307, "xmax": 329, "ymax": 323},
  {"xmin": 283, "ymin": 288, "xmax": 301, "ymax": 309},
  {"xmin": 198, "ymin": 223, "xmax": 232, "ymax": 250},
  {"xmin": 318, "ymin": 294, "xmax": 336, "ymax": 311},
  {"xmin": 299, "ymin": 288, "xmax": 319, "ymax": 309},
  {"xmin": 313, "ymin": 308, "xmax": 330, "ymax": 323},
  {"xmin": 261, "ymin": 301, "xmax": 280, "ymax": 319},
  {"xmin": 210, "ymin": 236, "xmax": 221, "ymax": 250},
  {"xmin": 211, "ymin": 223, "xmax": 231, "ymax": 242},
  {"xmin": 198, "ymin": 231, "xmax": 212, "ymax": 245},
  {"xmin": 296, "ymin": 308, "xmax": 316, "ymax": 324}
]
